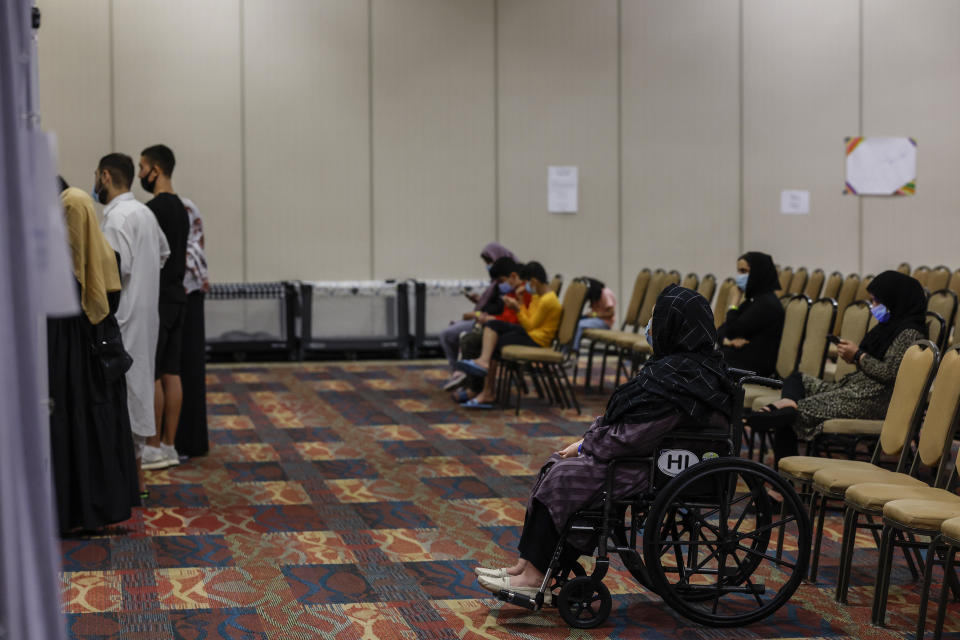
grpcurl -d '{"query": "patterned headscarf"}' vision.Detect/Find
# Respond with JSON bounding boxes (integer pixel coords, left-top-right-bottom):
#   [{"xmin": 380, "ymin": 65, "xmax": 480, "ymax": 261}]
[{"xmin": 602, "ymin": 284, "xmax": 735, "ymax": 426}]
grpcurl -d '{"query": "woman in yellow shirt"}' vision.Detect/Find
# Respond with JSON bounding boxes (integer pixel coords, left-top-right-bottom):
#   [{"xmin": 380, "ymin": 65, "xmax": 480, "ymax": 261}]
[{"xmin": 456, "ymin": 262, "xmax": 562, "ymax": 409}]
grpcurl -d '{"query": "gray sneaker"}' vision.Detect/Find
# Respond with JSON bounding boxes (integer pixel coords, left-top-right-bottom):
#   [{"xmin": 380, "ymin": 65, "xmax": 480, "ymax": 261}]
[{"xmin": 162, "ymin": 443, "xmax": 181, "ymax": 467}]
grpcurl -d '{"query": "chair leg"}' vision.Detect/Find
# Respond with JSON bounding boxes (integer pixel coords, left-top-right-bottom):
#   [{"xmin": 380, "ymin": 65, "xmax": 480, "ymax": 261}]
[
  {"xmin": 934, "ymin": 545, "xmax": 956, "ymax": 640},
  {"xmin": 899, "ymin": 530, "xmax": 922, "ymax": 582},
  {"xmin": 584, "ymin": 342, "xmax": 596, "ymax": 390},
  {"xmin": 598, "ymin": 344, "xmax": 611, "ymax": 394},
  {"xmin": 916, "ymin": 538, "xmax": 942, "ymax": 640},
  {"xmin": 835, "ymin": 507, "xmax": 858, "ymax": 603},
  {"xmin": 809, "ymin": 492, "xmax": 829, "ymax": 582},
  {"xmin": 551, "ymin": 365, "xmax": 571, "ymax": 409},
  {"xmin": 871, "ymin": 524, "xmax": 896, "ymax": 626},
  {"xmin": 557, "ymin": 363, "xmax": 581, "ymax": 415}
]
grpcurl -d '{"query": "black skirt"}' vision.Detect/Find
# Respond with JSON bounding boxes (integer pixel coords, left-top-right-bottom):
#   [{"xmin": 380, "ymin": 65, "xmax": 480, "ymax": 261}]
[{"xmin": 48, "ymin": 313, "xmax": 139, "ymax": 533}]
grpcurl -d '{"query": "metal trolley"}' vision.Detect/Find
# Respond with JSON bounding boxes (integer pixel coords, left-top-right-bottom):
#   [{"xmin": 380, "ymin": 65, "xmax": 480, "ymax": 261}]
[{"xmin": 495, "ymin": 376, "xmax": 812, "ymax": 629}]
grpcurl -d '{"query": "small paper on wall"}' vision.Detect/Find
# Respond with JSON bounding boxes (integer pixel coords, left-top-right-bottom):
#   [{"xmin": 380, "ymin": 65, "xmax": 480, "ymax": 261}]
[
  {"xmin": 548, "ymin": 166, "xmax": 578, "ymax": 213},
  {"xmin": 844, "ymin": 137, "xmax": 916, "ymax": 196},
  {"xmin": 780, "ymin": 190, "xmax": 810, "ymax": 214}
]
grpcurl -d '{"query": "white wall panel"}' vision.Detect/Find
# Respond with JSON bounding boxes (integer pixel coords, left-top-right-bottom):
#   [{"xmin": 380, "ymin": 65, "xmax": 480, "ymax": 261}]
[
  {"xmin": 497, "ymin": 0, "xmax": 619, "ymax": 293},
  {"xmin": 621, "ymin": 0, "xmax": 740, "ymax": 285},
  {"xmin": 244, "ymin": 0, "xmax": 370, "ymax": 282},
  {"xmin": 743, "ymin": 0, "xmax": 861, "ymax": 276},
  {"xmin": 112, "ymin": 0, "xmax": 244, "ymax": 281},
  {"xmin": 861, "ymin": 0, "xmax": 960, "ymax": 274},
  {"xmin": 36, "ymin": 0, "xmax": 111, "ymax": 192},
  {"xmin": 371, "ymin": 0, "xmax": 495, "ymax": 280}
]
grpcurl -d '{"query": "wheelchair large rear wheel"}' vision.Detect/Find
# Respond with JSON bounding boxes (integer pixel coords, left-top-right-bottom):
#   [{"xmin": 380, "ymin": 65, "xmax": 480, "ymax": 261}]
[{"xmin": 643, "ymin": 458, "xmax": 810, "ymax": 627}]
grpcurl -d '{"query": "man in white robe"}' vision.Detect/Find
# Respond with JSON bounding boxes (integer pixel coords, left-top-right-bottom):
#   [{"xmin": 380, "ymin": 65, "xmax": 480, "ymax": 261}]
[{"xmin": 94, "ymin": 153, "xmax": 169, "ymax": 493}]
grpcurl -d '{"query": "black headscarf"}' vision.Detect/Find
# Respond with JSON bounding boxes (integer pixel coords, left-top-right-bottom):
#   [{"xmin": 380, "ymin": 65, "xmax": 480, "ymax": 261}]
[
  {"xmin": 858, "ymin": 270, "xmax": 927, "ymax": 358},
  {"xmin": 740, "ymin": 251, "xmax": 779, "ymax": 299},
  {"xmin": 602, "ymin": 285, "xmax": 736, "ymax": 426}
]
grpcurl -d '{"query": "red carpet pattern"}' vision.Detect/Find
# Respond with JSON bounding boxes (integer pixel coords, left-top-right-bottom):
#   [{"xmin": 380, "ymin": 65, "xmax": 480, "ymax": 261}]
[{"xmin": 60, "ymin": 361, "xmax": 948, "ymax": 639}]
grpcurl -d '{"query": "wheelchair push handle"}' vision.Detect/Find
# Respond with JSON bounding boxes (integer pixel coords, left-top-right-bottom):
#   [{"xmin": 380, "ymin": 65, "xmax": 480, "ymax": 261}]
[{"xmin": 727, "ymin": 367, "xmax": 783, "ymax": 391}]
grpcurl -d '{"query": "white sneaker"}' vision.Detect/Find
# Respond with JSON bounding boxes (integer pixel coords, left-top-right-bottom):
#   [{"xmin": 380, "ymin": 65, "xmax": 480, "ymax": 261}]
[
  {"xmin": 141, "ymin": 444, "xmax": 171, "ymax": 470},
  {"xmin": 441, "ymin": 371, "xmax": 467, "ymax": 391},
  {"xmin": 162, "ymin": 443, "xmax": 181, "ymax": 467}
]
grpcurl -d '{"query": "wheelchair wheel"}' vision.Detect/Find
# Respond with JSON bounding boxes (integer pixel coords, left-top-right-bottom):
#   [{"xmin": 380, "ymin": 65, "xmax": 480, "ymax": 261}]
[
  {"xmin": 556, "ymin": 576, "xmax": 612, "ymax": 629},
  {"xmin": 643, "ymin": 458, "xmax": 810, "ymax": 627},
  {"xmin": 547, "ymin": 562, "xmax": 586, "ymax": 607}
]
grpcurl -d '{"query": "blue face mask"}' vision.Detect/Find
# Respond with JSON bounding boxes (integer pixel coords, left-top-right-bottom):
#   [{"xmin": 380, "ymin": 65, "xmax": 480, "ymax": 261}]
[
  {"xmin": 871, "ymin": 303, "xmax": 890, "ymax": 323},
  {"xmin": 525, "ymin": 282, "xmax": 534, "ymax": 294},
  {"xmin": 734, "ymin": 272, "xmax": 749, "ymax": 292},
  {"xmin": 498, "ymin": 281, "xmax": 513, "ymax": 294},
  {"xmin": 485, "ymin": 264, "xmax": 492, "ymax": 272},
  {"xmin": 644, "ymin": 319, "xmax": 653, "ymax": 346}
]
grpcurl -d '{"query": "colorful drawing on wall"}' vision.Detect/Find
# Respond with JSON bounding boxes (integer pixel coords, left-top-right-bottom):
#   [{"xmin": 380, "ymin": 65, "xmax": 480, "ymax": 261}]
[{"xmin": 844, "ymin": 136, "xmax": 916, "ymax": 196}]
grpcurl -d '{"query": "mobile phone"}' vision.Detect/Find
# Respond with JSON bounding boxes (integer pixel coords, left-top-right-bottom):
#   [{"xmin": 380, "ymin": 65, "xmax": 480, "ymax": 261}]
[{"xmin": 826, "ymin": 334, "xmax": 840, "ymax": 345}]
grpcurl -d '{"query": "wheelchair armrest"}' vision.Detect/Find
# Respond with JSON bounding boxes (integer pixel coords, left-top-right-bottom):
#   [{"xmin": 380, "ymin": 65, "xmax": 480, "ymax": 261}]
[{"xmin": 739, "ymin": 375, "xmax": 783, "ymax": 390}]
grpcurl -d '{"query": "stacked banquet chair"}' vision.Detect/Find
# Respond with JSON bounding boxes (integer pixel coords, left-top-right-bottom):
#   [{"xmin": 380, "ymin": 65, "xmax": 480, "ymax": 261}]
[
  {"xmin": 822, "ymin": 270, "xmax": 844, "ymax": 303},
  {"xmin": 743, "ymin": 296, "xmax": 837, "ymax": 461},
  {"xmin": 696, "ymin": 273, "xmax": 717, "ymax": 307},
  {"xmin": 822, "ymin": 346, "xmax": 960, "ymax": 637},
  {"xmin": 773, "ymin": 341, "xmax": 939, "ymax": 587},
  {"xmin": 913, "ymin": 265, "xmax": 931, "ymax": 289},
  {"xmin": 713, "ymin": 276, "xmax": 740, "ymax": 327},
  {"xmin": 804, "ymin": 268, "xmax": 825, "ymax": 300},
  {"xmin": 897, "ymin": 262, "xmax": 911, "ymax": 275},
  {"xmin": 578, "ymin": 268, "xmax": 652, "ymax": 392},
  {"xmin": 496, "ymin": 278, "xmax": 588, "ymax": 415},
  {"xmin": 787, "ymin": 266, "xmax": 809, "ymax": 296},
  {"xmin": 822, "ymin": 301, "xmax": 872, "ymax": 382},
  {"xmin": 948, "ymin": 268, "xmax": 960, "ymax": 297},
  {"xmin": 927, "ymin": 265, "xmax": 952, "ymax": 292},
  {"xmin": 777, "ymin": 266, "xmax": 793, "ymax": 296},
  {"xmin": 926, "ymin": 288, "xmax": 957, "ymax": 351},
  {"xmin": 854, "ymin": 274, "xmax": 874, "ymax": 305}
]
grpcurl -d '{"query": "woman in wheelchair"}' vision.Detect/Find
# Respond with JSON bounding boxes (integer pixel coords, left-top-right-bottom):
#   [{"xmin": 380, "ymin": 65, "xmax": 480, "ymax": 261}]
[
  {"xmin": 745, "ymin": 270, "xmax": 927, "ymax": 466},
  {"xmin": 475, "ymin": 284, "xmax": 736, "ymax": 598}
]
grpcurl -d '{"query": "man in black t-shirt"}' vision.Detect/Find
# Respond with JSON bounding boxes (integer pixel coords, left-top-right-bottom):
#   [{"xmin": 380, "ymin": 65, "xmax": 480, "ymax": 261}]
[{"xmin": 138, "ymin": 144, "xmax": 190, "ymax": 471}]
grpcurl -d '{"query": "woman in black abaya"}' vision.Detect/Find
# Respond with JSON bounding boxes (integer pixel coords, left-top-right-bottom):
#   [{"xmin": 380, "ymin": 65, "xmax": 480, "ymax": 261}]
[
  {"xmin": 49, "ymin": 188, "xmax": 139, "ymax": 534},
  {"xmin": 717, "ymin": 251, "xmax": 785, "ymax": 376}
]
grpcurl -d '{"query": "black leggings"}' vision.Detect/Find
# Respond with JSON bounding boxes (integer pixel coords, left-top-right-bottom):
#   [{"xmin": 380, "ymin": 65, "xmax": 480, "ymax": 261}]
[
  {"xmin": 486, "ymin": 319, "xmax": 538, "ymax": 357},
  {"xmin": 517, "ymin": 499, "xmax": 580, "ymax": 573}
]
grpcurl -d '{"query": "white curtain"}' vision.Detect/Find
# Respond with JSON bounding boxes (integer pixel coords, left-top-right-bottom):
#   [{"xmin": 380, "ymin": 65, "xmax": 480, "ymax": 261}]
[{"xmin": 0, "ymin": 1, "xmax": 74, "ymax": 638}]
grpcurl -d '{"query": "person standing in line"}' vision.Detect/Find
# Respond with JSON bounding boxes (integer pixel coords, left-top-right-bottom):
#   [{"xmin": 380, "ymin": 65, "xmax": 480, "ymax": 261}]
[
  {"xmin": 50, "ymin": 187, "xmax": 140, "ymax": 532},
  {"xmin": 138, "ymin": 144, "xmax": 190, "ymax": 470},
  {"xmin": 175, "ymin": 195, "xmax": 210, "ymax": 458},
  {"xmin": 95, "ymin": 153, "xmax": 170, "ymax": 494}
]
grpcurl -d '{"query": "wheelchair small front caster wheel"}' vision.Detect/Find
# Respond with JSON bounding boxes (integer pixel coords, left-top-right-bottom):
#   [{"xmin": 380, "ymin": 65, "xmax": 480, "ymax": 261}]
[{"xmin": 556, "ymin": 576, "xmax": 611, "ymax": 629}]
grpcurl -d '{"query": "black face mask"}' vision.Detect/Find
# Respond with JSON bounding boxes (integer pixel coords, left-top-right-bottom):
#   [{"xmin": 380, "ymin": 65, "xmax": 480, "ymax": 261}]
[
  {"xmin": 92, "ymin": 176, "xmax": 108, "ymax": 204},
  {"xmin": 140, "ymin": 169, "xmax": 157, "ymax": 194}
]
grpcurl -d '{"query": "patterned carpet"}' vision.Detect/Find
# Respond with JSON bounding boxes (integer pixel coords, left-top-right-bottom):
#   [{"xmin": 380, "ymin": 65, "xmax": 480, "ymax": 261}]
[{"xmin": 60, "ymin": 360, "xmax": 950, "ymax": 639}]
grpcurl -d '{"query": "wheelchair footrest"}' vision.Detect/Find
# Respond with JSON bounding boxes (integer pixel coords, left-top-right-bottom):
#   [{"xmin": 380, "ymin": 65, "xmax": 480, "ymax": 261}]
[{"xmin": 496, "ymin": 589, "xmax": 545, "ymax": 611}]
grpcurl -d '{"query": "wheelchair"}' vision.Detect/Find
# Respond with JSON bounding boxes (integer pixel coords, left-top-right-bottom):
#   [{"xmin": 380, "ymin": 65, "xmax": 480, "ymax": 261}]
[{"xmin": 494, "ymin": 375, "xmax": 812, "ymax": 628}]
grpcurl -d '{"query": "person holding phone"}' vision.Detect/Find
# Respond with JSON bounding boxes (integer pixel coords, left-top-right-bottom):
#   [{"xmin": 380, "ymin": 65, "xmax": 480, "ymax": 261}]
[
  {"xmin": 745, "ymin": 271, "xmax": 927, "ymax": 467},
  {"xmin": 716, "ymin": 252, "xmax": 784, "ymax": 377},
  {"xmin": 439, "ymin": 242, "xmax": 516, "ymax": 391}
]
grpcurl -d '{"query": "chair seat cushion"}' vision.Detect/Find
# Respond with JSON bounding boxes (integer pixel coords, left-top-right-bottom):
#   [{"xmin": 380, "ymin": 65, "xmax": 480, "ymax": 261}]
[
  {"xmin": 821, "ymin": 418, "xmax": 884, "ymax": 436},
  {"xmin": 939, "ymin": 515, "xmax": 960, "ymax": 545},
  {"xmin": 883, "ymin": 498, "xmax": 960, "ymax": 531},
  {"xmin": 587, "ymin": 329, "xmax": 634, "ymax": 345},
  {"xmin": 611, "ymin": 333, "xmax": 650, "ymax": 351},
  {"xmin": 742, "ymin": 383, "xmax": 781, "ymax": 409},
  {"xmin": 500, "ymin": 345, "xmax": 563, "ymax": 364},
  {"xmin": 582, "ymin": 328, "xmax": 612, "ymax": 341},
  {"xmin": 812, "ymin": 466, "xmax": 926, "ymax": 495},
  {"xmin": 778, "ymin": 456, "xmax": 875, "ymax": 482},
  {"xmin": 845, "ymin": 482, "xmax": 949, "ymax": 511}
]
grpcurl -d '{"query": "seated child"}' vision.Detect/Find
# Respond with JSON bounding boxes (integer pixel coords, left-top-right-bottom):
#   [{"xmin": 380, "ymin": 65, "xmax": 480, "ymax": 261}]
[{"xmin": 455, "ymin": 261, "xmax": 561, "ymax": 409}]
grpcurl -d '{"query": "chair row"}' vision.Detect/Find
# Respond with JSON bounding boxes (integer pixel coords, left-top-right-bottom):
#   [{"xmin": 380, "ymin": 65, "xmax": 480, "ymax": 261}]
[{"xmin": 775, "ymin": 341, "xmax": 960, "ymax": 638}]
